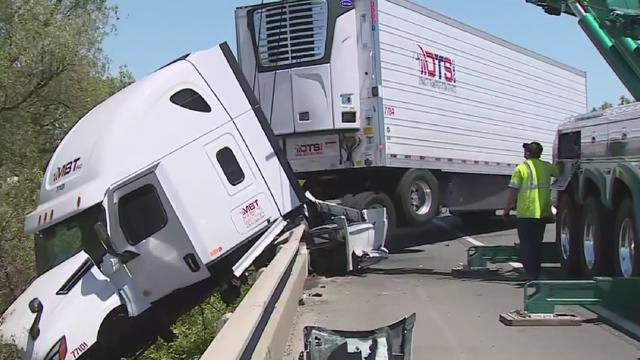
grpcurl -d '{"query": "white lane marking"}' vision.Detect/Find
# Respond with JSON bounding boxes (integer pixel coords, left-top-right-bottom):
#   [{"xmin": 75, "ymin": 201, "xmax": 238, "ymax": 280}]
[
  {"xmin": 433, "ymin": 217, "xmax": 525, "ymax": 268},
  {"xmin": 432, "ymin": 218, "xmax": 487, "ymax": 247},
  {"xmin": 462, "ymin": 236, "xmax": 484, "ymax": 246}
]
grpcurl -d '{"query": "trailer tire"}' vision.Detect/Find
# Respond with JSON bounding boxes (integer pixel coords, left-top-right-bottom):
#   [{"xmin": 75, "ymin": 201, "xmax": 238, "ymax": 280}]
[
  {"xmin": 342, "ymin": 191, "xmax": 397, "ymax": 230},
  {"xmin": 394, "ymin": 169, "xmax": 439, "ymax": 226},
  {"xmin": 580, "ymin": 196, "xmax": 612, "ymax": 277},
  {"xmin": 614, "ymin": 198, "xmax": 640, "ymax": 277},
  {"xmin": 556, "ymin": 194, "xmax": 581, "ymax": 276}
]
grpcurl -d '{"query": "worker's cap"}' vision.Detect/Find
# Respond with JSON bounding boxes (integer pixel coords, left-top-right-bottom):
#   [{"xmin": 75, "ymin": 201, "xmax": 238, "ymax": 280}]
[{"xmin": 522, "ymin": 142, "xmax": 543, "ymax": 156}]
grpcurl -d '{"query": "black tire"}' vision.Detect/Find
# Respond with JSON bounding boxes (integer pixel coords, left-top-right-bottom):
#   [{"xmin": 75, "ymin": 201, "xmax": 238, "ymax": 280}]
[
  {"xmin": 91, "ymin": 309, "xmax": 135, "ymax": 360},
  {"xmin": 394, "ymin": 169, "xmax": 439, "ymax": 226},
  {"xmin": 556, "ymin": 194, "xmax": 581, "ymax": 276},
  {"xmin": 614, "ymin": 198, "xmax": 640, "ymax": 277},
  {"xmin": 580, "ymin": 196, "xmax": 612, "ymax": 277},
  {"xmin": 342, "ymin": 191, "xmax": 397, "ymax": 230}
]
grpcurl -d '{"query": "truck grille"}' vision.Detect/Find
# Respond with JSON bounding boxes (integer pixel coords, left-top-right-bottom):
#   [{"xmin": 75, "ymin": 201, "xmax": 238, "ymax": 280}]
[{"xmin": 253, "ymin": 0, "xmax": 328, "ymax": 66}]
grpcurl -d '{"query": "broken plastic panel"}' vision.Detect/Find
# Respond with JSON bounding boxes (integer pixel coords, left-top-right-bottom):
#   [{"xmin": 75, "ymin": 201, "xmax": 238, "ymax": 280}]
[{"xmin": 302, "ymin": 313, "xmax": 416, "ymax": 360}]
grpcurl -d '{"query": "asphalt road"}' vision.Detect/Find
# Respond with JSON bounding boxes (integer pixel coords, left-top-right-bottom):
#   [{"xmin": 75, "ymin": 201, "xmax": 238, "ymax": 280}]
[{"xmin": 284, "ymin": 215, "xmax": 640, "ymax": 359}]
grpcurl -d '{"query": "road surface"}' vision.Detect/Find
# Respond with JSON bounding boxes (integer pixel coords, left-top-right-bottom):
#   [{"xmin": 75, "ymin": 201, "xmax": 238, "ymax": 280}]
[{"xmin": 284, "ymin": 215, "xmax": 640, "ymax": 359}]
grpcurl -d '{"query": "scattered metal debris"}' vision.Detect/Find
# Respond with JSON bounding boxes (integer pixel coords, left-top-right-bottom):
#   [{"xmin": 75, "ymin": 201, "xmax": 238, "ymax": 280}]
[{"xmin": 301, "ymin": 313, "xmax": 416, "ymax": 359}]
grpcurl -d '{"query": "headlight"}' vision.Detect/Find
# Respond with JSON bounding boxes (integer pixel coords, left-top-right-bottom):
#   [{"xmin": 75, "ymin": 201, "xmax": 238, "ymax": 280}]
[{"xmin": 44, "ymin": 336, "xmax": 67, "ymax": 360}]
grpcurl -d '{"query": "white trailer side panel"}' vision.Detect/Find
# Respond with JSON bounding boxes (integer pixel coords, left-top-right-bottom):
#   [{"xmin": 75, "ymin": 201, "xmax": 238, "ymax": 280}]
[{"xmin": 378, "ymin": 0, "xmax": 587, "ymax": 174}]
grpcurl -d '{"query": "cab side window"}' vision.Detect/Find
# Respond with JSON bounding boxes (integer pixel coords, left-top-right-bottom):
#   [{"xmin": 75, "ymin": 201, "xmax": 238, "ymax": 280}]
[
  {"xmin": 216, "ymin": 147, "xmax": 245, "ymax": 186},
  {"xmin": 119, "ymin": 184, "xmax": 168, "ymax": 245}
]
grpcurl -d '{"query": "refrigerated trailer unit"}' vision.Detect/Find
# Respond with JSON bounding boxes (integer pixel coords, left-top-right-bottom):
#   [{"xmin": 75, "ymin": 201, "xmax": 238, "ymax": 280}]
[{"xmin": 235, "ymin": 0, "xmax": 588, "ymax": 226}]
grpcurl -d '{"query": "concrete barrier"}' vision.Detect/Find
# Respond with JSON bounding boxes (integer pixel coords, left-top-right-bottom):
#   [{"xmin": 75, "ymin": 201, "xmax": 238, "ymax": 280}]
[{"xmin": 200, "ymin": 224, "xmax": 307, "ymax": 360}]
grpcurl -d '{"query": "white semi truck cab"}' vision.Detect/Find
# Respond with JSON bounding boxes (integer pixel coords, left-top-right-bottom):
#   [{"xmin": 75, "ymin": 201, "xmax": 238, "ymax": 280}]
[{"xmin": 0, "ymin": 43, "xmax": 387, "ymax": 360}]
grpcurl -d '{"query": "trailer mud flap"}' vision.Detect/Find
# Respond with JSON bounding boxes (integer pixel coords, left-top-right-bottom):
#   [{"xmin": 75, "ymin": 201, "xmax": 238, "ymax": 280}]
[{"xmin": 302, "ymin": 313, "xmax": 416, "ymax": 360}]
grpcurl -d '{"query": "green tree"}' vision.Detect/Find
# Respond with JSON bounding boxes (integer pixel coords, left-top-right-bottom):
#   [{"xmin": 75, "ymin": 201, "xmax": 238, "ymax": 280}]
[
  {"xmin": 0, "ymin": 0, "xmax": 133, "ymax": 313},
  {"xmin": 618, "ymin": 95, "xmax": 634, "ymax": 106},
  {"xmin": 591, "ymin": 95, "xmax": 636, "ymax": 112}
]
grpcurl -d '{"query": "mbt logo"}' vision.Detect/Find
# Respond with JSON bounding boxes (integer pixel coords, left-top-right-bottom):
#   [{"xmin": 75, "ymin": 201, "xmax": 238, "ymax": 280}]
[
  {"xmin": 240, "ymin": 198, "xmax": 266, "ymax": 228},
  {"xmin": 295, "ymin": 143, "xmax": 324, "ymax": 157},
  {"xmin": 52, "ymin": 158, "xmax": 82, "ymax": 183},
  {"xmin": 416, "ymin": 45, "xmax": 457, "ymax": 93},
  {"xmin": 241, "ymin": 199, "xmax": 260, "ymax": 217}
]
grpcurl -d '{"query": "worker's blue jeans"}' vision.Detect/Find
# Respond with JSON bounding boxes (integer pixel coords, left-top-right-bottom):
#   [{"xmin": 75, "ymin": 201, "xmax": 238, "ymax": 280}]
[{"xmin": 516, "ymin": 218, "xmax": 547, "ymax": 279}]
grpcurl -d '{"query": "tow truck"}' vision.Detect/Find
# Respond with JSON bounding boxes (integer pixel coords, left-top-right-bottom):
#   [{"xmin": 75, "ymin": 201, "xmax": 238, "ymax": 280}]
[{"xmin": 527, "ymin": 0, "xmax": 640, "ymax": 279}]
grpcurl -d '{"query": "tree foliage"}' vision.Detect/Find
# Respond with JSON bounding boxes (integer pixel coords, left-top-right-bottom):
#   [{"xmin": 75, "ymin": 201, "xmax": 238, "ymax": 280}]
[
  {"xmin": 135, "ymin": 275, "xmax": 255, "ymax": 360},
  {"xmin": 590, "ymin": 95, "xmax": 635, "ymax": 112},
  {"xmin": 0, "ymin": 0, "xmax": 133, "ymax": 314}
]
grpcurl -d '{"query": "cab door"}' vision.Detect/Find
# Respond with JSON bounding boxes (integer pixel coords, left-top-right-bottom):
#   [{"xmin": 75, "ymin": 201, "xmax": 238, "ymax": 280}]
[{"xmin": 104, "ymin": 167, "xmax": 209, "ymax": 308}]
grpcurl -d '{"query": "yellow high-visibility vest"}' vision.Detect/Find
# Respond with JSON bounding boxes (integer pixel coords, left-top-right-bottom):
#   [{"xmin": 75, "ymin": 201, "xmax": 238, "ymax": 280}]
[{"xmin": 508, "ymin": 159, "xmax": 559, "ymax": 219}]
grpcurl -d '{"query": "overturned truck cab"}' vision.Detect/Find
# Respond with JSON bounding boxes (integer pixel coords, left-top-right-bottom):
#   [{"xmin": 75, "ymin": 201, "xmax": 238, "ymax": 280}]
[{"xmin": 0, "ymin": 43, "xmax": 388, "ymax": 360}]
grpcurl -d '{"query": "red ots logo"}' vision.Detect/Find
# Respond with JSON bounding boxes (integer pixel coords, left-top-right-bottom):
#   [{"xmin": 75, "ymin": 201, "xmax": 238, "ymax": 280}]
[
  {"xmin": 416, "ymin": 45, "xmax": 457, "ymax": 93},
  {"xmin": 295, "ymin": 143, "xmax": 324, "ymax": 157}
]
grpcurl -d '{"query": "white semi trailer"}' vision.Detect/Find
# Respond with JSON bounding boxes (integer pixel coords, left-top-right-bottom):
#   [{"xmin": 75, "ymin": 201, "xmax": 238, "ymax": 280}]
[
  {"xmin": 0, "ymin": 43, "xmax": 387, "ymax": 360},
  {"xmin": 235, "ymin": 0, "xmax": 588, "ymax": 229}
]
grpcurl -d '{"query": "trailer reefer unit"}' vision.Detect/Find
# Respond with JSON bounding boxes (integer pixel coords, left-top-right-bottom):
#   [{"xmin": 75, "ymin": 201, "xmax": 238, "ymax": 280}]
[{"xmin": 235, "ymin": 0, "xmax": 588, "ymax": 227}]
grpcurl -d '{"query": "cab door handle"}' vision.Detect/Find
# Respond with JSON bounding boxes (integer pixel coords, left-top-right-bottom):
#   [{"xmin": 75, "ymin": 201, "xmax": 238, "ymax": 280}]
[{"xmin": 183, "ymin": 253, "xmax": 201, "ymax": 272}]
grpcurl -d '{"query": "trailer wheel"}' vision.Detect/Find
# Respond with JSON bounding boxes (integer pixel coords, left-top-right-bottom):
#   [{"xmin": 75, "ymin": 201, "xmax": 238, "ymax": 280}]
[
  {"xmin": 556, "ymin": 194, "xmax": 580, "ymax": 276},
  {"xmin": 342, "ymin": 191, "xmax": 397, "ymax": 230},
  {"xmin": 580, "ymin": 196, "xmax": 611, "ymax": 277},
  {"xmin": 394, "ymin": 169, "xmax": 439, "ymax": 226},
  {"xmin": 614, "ymin": 198, "xmax": 639, "ymax": 277}
]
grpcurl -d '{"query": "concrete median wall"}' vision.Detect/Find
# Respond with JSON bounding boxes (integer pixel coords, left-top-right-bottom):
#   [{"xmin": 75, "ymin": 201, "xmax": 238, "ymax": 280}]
[{"xmin": 200, "ymin": 224, "xmax": 307, "ymax": 360}]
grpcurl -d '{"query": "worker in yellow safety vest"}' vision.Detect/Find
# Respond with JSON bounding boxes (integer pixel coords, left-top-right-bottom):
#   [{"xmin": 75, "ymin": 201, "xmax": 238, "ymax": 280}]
[{"xmin": 503, "ymin": 142, "xmax": 560, "ymax": 280}]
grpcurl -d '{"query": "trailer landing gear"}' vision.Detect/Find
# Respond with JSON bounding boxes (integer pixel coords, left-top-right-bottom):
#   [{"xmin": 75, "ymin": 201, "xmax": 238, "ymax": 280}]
[
  {"xmin": 501, "ymin": 278, "xmax": 640, "ymax": 339},
  {"xmin": 452, "ymin": 242, "xmax": 559, "ymax": 273}
]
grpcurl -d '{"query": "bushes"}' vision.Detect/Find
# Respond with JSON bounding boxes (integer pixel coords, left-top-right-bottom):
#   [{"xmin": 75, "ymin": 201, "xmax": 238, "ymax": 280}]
[
  {"xmin": 0, "ymin": 343, "xmax": 20, "ymax": 360},
  {"xmin": 134, "ymin": 273, "xmax": 255, "ymax": 360}
]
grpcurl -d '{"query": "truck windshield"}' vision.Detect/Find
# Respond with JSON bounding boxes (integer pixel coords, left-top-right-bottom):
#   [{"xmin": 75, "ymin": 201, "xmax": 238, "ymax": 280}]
[{"xmin": 34, "ymin": 204, "xmax": 106, "ymax": 276}]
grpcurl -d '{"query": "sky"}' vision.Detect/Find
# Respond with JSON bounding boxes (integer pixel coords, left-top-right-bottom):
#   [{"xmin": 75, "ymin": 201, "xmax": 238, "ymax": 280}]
[{"xmin": 103, "ymin": 0, "xmax": 629, "ymax": 109}]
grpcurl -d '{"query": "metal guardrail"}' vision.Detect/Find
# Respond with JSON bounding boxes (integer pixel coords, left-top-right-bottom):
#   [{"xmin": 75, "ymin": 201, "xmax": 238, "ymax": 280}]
[{"xmin": 200, "ymin": 225, "xmax": 308, "ymax": 360}]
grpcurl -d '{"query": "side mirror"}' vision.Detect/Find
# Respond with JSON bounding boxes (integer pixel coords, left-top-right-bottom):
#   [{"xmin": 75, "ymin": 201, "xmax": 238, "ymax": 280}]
[
  {"xmin": 94, "ymin": 222, "xmax": 118, "ymax": 256},
  {"xmin": 94, "ymin": 222, "xmax": 139, "ymax": 264},
  {"xmin": 28, "ymin": 298, "xmax": 42, "ymax": 314},
  {"xmin": 28, "ymin": 298, "xmax": 43, "ymax": 340}
]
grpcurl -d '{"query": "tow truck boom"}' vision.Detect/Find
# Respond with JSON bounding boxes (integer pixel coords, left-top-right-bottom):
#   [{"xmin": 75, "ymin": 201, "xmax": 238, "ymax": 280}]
[{"xmin": 528, "ymin": 0, "xmax": 640, "ymax": 100}]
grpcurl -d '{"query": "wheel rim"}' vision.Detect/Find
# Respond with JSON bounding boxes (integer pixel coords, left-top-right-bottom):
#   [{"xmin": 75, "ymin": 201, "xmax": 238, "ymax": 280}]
[
  {"xmin": 409, "ymin": 180, "xmax": 432, "ymax": 216},
  {"xmin": 618, "ymin": 218, "xmax": 635, "ymax": 278},
  {"xmin": 583, "ymin": 217, "xmax": 596, "ymax": 270},
  {"xmin": 560, "ymin": 210, "xmax": 571, "ymax": 261}
]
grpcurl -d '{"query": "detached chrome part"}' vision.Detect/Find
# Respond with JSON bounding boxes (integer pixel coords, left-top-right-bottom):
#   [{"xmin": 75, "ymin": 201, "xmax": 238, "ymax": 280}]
[
  {"xmin": 305, "ymin": 192, "xmax": 389, "ymax": 272},
  {"xmin": 302, "ymin": 313, "xmax": 416, "ymax": 360}
]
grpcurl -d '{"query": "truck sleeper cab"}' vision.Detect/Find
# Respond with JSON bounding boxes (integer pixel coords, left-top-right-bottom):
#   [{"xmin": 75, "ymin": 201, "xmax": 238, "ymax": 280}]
[{"xmin": 0, "ymin": 43, "xmax": 306, "ymax": 360}]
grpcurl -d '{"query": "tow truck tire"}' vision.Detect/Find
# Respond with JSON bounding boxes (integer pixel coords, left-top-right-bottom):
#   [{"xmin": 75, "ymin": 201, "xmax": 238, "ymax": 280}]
[
  {"xmin": 394, "ymin": 169, "xmax": 439, "ymax": 226},
  {"xmin": 614, "ymin": 198, "xmax": 640, "ymax": 277},
  {"xmin": 342, "ymin": 191, "xmax": 397, "ymax": 230},
  {"xmin": 580, "ymin": 196, "xmax": 611, "ymax": 277},
  {"xmin": 556, "ymin": 194, "xmax": 581, "ymax": 276}
]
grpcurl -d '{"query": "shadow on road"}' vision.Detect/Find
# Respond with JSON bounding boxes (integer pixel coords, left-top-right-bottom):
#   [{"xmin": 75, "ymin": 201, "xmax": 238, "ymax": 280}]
[
  {"xmin": 387, "ymin": 215, "xmax": 518, "ymax": 252},
  {"xmin": 363, "ymin": 266, "xmax": 569, "ymax": 288}
]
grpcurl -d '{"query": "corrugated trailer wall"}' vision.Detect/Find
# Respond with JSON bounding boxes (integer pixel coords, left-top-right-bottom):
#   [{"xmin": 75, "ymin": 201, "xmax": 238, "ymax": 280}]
[{"xmin": 378, "ymin": 0, "xmax": 587, "ymax": 174}]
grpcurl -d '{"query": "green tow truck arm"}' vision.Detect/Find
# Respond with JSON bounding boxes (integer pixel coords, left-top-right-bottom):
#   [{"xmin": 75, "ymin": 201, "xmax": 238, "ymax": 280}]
[{"xmin": 527, "ymin": 0, "xmax": 640, "ymax": 100}]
